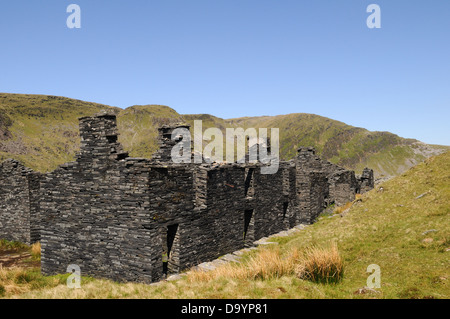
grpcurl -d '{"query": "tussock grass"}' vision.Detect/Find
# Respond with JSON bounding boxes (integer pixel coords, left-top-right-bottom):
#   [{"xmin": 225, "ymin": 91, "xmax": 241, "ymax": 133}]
[
  {"xmin": 188, "ymin": 247, "xmax": 298, "ymax": 282},
  {"xmin": 188, "ymin": 243, "xmax": 343, "ymax": 284},
  {"xmin": 0, "ymin": 266, "xmax": 30, "ymax": 296},
  {"xmin": 0, "ymin": 265, "xmax": 72, "ymax": 298},
  {"xmin": 0, "ymin": 266, "xmax": 61, "ymax": 297},
  {"xmin": 295, "ymin": 242, "xmax": 343, "ymax": 284},
  {"xmin": 31, "ymin": 242, "xmax": 41, "ymax": 260},
  {"xmin": 333, "ymin": 194, "xmax": 363, "ymax": 215},
  {"xmin": 333, "ymin": 202, "xmax": 353, "ymax": 215},
  {"xmin": 333, "ymin": 194, "xmax": 363, "ymax": 214}
]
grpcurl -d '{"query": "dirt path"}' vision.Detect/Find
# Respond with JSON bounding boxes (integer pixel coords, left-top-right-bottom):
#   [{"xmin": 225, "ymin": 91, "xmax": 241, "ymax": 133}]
[{"xmin": 0, "ymin": 250, "xmax": 39, "ymax": 269}]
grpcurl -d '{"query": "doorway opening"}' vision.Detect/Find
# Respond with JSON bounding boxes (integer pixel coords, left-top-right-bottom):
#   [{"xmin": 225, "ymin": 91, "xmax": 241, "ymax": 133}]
[
  {"xmin": 244, "ymin": 209, "xmax": 254, "ymax": 247},
  {"xmin": 244, "ymin": 168, "xmax": 255, "ymax": 198},
  {"xmin": 162, "ymin": 224, "xmax": 179, "ymax": 276},
  {"xmin": 283, "ymin": 202, "xmax": 288, "ymax": 219}
]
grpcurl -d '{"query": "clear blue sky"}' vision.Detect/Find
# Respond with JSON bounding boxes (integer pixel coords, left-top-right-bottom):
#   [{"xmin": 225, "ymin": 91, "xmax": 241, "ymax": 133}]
[{"xmin": 0, "ymin": 1, "xmax": 449, "ymax": 145}]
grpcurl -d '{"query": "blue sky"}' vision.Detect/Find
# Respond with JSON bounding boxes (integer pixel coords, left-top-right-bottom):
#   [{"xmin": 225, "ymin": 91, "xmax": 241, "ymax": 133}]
[{"xmin": 0, "ymin": 1, "xmax": 449, "ymax": 145}]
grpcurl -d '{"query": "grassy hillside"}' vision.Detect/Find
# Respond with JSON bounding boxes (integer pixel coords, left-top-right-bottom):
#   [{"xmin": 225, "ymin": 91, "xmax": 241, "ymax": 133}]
[
  {"xmin": 182, "ymin": 112, "xmax": 448, "ymax": 177},
  {"xmin": 1, "ymin": 151, "xmax": 448, "ymax": 299},
  {"xmin": 0, "ymin": 93, "xmax": 118, "ymax": 172},
  {"xmin": 0, "ymin": 93, "xmax": 447, "ymax": 176},
  {"xmin": 0, "ymin": 94, "xmax": 182, "ymax": 172},
  {"xmin": 226, "ymin": 113, "xmax": 447, "ymax": 177},
  {"xmin": 117, "ymin": 104, "xmax": 183, "ymax": 159}
]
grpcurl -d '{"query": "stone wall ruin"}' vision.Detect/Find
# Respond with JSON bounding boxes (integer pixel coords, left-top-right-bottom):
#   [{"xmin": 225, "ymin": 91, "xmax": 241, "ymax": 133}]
[
  {"xmin": 0, "ymin": 112, "xmax": 374, "ymax": 283},
  {"xmin": 0, "ymin": 159, "xmax": 41, "ymax": 245}
]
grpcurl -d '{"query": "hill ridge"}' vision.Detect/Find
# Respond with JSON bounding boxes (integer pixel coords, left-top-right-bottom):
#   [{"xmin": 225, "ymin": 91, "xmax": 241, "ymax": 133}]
[{"xmin": 0, "ymin": 92, "xmax": 447, "ymax": 176}]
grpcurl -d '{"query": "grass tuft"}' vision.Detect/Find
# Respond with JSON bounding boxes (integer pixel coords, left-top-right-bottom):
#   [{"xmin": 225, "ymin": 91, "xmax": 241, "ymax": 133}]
[
  {"xmin": 295, "ymin": 242, "xmax": 344, "ymax": 284},
  {"xmin": 31, "ymin": 242, "xmax": 41, "ymax": 260},
  {"xmin": 188, "ymin": 243, "xmax": 343, "ymax": 284}
]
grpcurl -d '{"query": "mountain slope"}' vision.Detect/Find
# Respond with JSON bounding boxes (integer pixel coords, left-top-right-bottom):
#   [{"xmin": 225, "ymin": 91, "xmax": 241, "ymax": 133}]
[
  {"xmin": 0, "ymin": 93, "xmax": 447, "ymax": 176},
  {"xmin": 0, "ymin": 93, "xmax": 119, "ymax": 172},
  {"xmin": 250, "ymin": 114, "xmax": 447, "ymax": 177},
  {"xmin": 117, "ymin": 104, "xmax": 183, "ymax": 160},
  {"xmin": 184, "ymin": 112, "xmax": 447, "ymax": 177}
]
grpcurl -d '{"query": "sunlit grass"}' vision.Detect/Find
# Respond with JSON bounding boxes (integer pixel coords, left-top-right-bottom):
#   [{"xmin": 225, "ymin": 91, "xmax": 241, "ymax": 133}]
[
  {"xmin": 30, "ymin": 242, "xmax": 41, "ymax": 260},
  {"xmin": 0, "ymin": 239, "xmax": 29, "ymax": 253}
]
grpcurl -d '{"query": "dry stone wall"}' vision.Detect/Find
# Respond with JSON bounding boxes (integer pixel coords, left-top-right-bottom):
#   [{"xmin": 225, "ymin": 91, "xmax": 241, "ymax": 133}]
[
  {"xmin": 0, "ymin": 159, "xmax": 41, "ymax": 245},
  {"xmin": 40, "ymin": 114, "xmax": 156, "ymax": 283},
  {"xmin": 358, "ymin": 167, "xmax": 375, "ymax": 193}
]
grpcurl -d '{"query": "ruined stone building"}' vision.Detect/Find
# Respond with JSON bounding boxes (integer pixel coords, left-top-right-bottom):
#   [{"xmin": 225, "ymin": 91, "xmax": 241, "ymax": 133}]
[
  {"xmin": 0, "ymin": 159, "xmax": 41, "ymax": 245},
  {"xmin": 0, "ymin": 112, "xmax": 374, "ymax": 283}
]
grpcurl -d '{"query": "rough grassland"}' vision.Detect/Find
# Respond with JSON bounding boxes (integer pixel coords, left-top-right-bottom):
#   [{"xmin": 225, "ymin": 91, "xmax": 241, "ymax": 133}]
[
  {"xmin": 1, "ymin": 93, "xmax": 447, "ymax": 177},
  {"xmin": 1, "ymin": 152, "xmax": 448, "ymax": 299}
]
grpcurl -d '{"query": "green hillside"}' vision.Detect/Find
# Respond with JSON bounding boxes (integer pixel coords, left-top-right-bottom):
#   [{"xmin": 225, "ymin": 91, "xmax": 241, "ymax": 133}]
[
  {"xmin": 184, "ymin": 112, "xmax": 448, "ymax": 177},
  {"xmin": 0, "ymin": 93, "xmax": 447, "ymax": 177},
  {"xmin": 117, "ymin": 104, "xmax": 183, "ymax": 160},
  {"xmin": 0, "ymin": 93, "xmax": 118, "ymax": 172}
]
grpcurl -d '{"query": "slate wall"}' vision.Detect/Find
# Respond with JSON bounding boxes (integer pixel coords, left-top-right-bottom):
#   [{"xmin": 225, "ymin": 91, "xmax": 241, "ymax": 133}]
[
  {"xmin": 40, "ymin": 113, "xmax": 156, "ymax": 283},
  {"xmin": 0, "ymin": 159, "xmax": 41, "ymax": 245},
  {"xmin": 359, "ymin": 167, "xmax": 375, "ymax": 194},
  {"xmin": 1, "ymin": 111, "xmax": 374, "ymax": 284}
]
